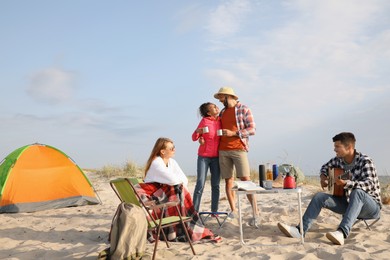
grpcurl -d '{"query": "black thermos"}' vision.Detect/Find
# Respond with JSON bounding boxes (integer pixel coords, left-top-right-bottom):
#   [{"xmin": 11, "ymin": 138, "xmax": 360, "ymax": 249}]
[{"xmin": 259, "ymin": 164, "xmax": 266, "ymax": 187}]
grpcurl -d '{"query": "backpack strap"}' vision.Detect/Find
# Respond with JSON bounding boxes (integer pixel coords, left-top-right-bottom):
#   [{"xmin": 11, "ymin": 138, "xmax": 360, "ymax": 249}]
[{"xmin": 108, "ymin": 202, "xmax": 124, "ymax": 242}]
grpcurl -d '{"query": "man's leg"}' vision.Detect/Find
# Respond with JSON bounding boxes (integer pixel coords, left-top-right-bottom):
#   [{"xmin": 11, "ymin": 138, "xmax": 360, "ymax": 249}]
[
  {"xmin": 338, "ymin": 189, "xmax": 380, "ymax": 238},
  {"xmin": 240, "ymin": 176, "xmax": 259, "ymax": 216},
  {"xmin": 279, "ymin": 192, "xmax": 347, "ymax": 238},
  {"xmin": 232, "ymin": 151, "xmax": 259, "ymax": 216},
  {"xmin": 301, "ymin": 192, "xmax": 348, "ymax": 234},
  {"xmin": 225, "ymin": 177, "xmax": 236, "ymax": 211},
  {"xmin": 219, "ymin": 151, "xmax": 235, "ymax": 213}
]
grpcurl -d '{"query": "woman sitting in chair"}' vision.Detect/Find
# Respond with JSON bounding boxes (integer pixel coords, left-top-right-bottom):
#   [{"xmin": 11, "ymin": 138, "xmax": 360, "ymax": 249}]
[{"xmin": 135, "ymin": 137, "xmax": 221, "ymax": 243}]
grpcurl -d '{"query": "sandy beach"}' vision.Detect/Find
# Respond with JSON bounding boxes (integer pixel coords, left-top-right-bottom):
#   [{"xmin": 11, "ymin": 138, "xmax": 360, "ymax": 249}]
[{"xmin": 1, "ymin": 172, "xmax": 389, "ymax": 260}]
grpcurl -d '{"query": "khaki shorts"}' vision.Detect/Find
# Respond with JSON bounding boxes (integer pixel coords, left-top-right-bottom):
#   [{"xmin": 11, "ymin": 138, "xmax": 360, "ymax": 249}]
[{"xmin": 219, "ymin": 150, "xmax": 250, "ymax": 179}]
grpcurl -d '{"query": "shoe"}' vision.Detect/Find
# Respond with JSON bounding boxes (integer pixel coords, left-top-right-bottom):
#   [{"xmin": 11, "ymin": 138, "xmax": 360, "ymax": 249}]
[
  {"xmin": 212, "ymin": 235, "xmax": 223, "ymax": 243},
  {"xmin": 277, "ymin": 222, "xmax": 301, "ymax": 239},
  {"xmin": 326, "ymin": 230, "xmax": 344, "ymax": 245},
  {"xmin": 202, "ymin": 235, "xmax": 223, "ymax": 244},
  {"xmin": 227, "ymin": 211, "xmax": 236, "ymax": 220},
  {"xmin": 249, "ymin": 216, "xmax": 260, "ymax": 226}
]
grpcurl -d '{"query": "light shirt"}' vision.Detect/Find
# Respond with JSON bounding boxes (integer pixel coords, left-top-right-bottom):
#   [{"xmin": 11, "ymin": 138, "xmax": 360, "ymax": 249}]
[{"xmin": 144, "ymin": 157, "xmax": 188, "ymax": 187}]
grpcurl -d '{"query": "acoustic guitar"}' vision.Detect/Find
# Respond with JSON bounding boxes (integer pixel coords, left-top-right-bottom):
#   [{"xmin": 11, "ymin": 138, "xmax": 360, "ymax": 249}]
[{"xmin": 328, "ymin": 168, "xmax": 350, "ymax": 197}]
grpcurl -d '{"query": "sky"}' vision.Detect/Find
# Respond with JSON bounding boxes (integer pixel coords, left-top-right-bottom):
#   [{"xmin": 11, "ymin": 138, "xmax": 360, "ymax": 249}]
[{"xmin": 1, "ymin": 0, "xmax": 390, "ymax": 176}]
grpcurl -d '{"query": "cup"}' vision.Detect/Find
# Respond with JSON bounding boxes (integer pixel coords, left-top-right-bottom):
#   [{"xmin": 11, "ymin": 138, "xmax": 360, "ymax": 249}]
[
  {"xmin": 263, "ymin": 180, "xmax": 273, "ymax": 190},
  {"xmin": 217, "ymin": 129, "xmax": 223, "ymax": 136},
  {"xmin": 202, "ymin": 126, "xmax": 209, "ymax": 133}
]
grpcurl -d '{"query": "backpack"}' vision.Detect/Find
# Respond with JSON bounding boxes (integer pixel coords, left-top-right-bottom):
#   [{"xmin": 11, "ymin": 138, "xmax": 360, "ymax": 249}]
[
  {"xmin": 278, "ymin": 164, "xmax": 305, "ymax": 184},
  {"xmin": 104, "ymin": 202, "xmax": 148, "ymax": 260}
]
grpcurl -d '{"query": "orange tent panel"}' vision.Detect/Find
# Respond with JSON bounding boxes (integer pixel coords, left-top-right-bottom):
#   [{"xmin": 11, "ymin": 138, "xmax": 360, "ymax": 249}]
[{"xmin": 0, "ymin": 144, "xmax": 99, "ymax": 213}]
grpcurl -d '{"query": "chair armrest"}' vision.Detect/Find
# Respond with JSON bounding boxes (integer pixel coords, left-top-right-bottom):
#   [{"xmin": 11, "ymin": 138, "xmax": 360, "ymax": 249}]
[
  {"xmin": 147, "ymin": 200, "xmax": 179, "ymax": 210},
  {"xmin": 144, "ymin": 200, "xmax": 157, "ymax": 207}
]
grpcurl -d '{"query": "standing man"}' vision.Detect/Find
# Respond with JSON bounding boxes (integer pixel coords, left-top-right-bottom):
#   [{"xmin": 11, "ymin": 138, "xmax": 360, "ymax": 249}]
[
  {"xmin": 278, "ymin": 132, "xmax": 381, "ymax": 245},
  {"xmin": 214, "ymin": 87, "xmax": 259, "ymax": 224}
]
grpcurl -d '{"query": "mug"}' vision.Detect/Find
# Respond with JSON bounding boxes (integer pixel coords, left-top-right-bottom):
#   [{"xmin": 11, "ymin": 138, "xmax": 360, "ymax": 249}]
[
  {"xmin": 202, "ymin": 126, "xmax": 209, "ymax": 133},
  {"xmin": 263, "ymin": 180, "xmax": 273, "ymax": 190},
  {"xmin": 217, "ymin": 129, "xmax": 223, "ymax": 136}
]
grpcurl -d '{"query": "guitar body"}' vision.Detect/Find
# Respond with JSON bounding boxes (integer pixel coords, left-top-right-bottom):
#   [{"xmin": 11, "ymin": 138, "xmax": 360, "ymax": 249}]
[{"xmin": 333, "ymin": 168, "xmax": 345, "ymax": 197}]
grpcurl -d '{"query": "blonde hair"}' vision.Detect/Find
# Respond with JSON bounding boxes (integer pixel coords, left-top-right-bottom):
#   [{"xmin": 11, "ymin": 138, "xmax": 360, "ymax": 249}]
[{"xmin": 144, "ymin": 137, "xmax": 173, "ymax": 177}]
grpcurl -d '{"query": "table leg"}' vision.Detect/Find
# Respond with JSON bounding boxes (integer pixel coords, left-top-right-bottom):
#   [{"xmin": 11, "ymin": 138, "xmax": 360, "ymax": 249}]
[
  {"xmin": 238, "ymin": 192, "xmax": 245, "ymax": 245},
  {"xmin": 297, "ymin": 191, "xmax": 304, "ymax": 244},
  {"xmin": 250, "ymin": 193, "xmax": 259, "ymax": 228}
]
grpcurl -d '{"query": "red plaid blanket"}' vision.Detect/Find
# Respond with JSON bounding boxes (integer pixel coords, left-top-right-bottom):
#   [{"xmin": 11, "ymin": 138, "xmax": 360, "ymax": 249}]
[{"xmin": 134, "ymin": 182, "xmax": 216, "ymax": 242}]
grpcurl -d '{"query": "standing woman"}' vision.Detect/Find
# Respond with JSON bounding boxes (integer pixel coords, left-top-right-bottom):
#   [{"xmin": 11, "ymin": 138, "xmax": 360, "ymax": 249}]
[{"xmin": 192, "ymin": 103, "xmax": 221, "ymax": 213}]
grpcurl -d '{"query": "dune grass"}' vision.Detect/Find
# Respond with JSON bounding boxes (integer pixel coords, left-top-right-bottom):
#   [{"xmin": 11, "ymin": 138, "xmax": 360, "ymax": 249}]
[
  {"xmin": 92, "ymin": 162, "xmax": 390, "ymax": 205},
  {"xmin": 93, "ymin": 160, "xmax": 144, "ymax": 179},
  {"xmin": 381, "ymin": 183, "xmax": 390, "ymax": 205}
]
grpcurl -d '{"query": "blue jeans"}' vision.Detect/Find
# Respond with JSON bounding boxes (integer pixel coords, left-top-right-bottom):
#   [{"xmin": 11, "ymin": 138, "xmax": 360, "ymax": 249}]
[
  {"xmin": 193, "ymin": 156, "xmax": 220, "ymax": 212},
  {"xmin": 299, "ymin": 189, "xmax": 380, "ymax": 237}
]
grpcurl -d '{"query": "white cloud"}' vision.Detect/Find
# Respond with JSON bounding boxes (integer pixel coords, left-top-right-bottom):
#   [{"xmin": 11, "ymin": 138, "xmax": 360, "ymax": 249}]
[
  {"xmin": 205, "ymin": 68, "xmax": 242, "ymax": 87},
  {"xmin": 26, "ymin": 67, "xmax": 77, "ymax": 104},
  {"xmin": 203, "ymin": 0, "xmax": 390, "ymax": 155},
  {"xmin": 206, "ymin": 0, "xmax": 252, "ymax": 37},
  {"xmin": 205, "ymin": 0, "xmax": 390, "ymax": 101},
  {"xmin": 174, "ymin": 4, "xmax": 207, "ymax": 33}
]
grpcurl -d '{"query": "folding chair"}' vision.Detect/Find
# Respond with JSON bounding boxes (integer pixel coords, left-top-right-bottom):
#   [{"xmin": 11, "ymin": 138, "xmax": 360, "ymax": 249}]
[
  {"xmin": 199, "ymin": 211, "xmax": 229, "ymax": 229},
  {"xmin": 110, "ymin": 178, "xmax": 196, "ymax": 260},
  {"xmin": 354, "ymin": 217, "xmax": 380, "ymax": 231}
]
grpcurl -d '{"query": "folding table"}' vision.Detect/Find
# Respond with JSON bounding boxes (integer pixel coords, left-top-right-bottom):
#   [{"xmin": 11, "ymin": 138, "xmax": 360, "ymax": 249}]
[{"xmin": 232, "ymin": 187, "xmax": 304, "ymax": 245}]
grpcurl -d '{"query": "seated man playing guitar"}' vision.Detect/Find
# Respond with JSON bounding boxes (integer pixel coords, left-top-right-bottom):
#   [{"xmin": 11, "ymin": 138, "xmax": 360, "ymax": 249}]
[{"xmin": 277, "ymin": 132, "xmax": 382, "ymax": 245}]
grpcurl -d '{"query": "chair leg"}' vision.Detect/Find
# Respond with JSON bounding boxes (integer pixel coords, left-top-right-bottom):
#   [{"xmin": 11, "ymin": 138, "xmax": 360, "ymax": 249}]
[
  {"xmin": 199, "ymin": 211, "xmax": 228, "ymax": 229},
  {"xmin": 155, "ymin": 206, "xmax": 170, "ymax": 248},
  {"xmin": 152, "ymin": 230, "xmax": 161, "ymax": 260},
  {"xmin": 363, "ymin": 220, "xmax": 371, "ymax": 230},
  {"xmin": 180, "ymin": 220, "xmax": 196, "ymax": 255},
  {"xmin": 152, "ymin": 217, "xmax": 164, "ymax": 260},
  {"xmin": 160, "ymin": 228, "xmax": 170, "ymax": 248},
  {"xmin": 199, "ymin": 213, "xmax": 208, "ymax": 225},
  {"xmin": 354, "ymin": 218, "xmax": 380, "ymax": 230},
  {"xmin": 215, "ymin": 213, "xmax": 229, "ymax": 229},
  {"xmin": 365, "ymin": 218, "xmax": 380, "ymax": 230}
]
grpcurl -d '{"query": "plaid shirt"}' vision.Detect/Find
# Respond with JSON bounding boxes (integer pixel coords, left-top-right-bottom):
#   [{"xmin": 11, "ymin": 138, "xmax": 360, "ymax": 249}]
[
  {"xmin": 320, "ymin": 150, "xmax": 382, "ymax": 208},
  {"xmin": 220, "ymin": 102, "xmax": 256, "ymax": 151}
]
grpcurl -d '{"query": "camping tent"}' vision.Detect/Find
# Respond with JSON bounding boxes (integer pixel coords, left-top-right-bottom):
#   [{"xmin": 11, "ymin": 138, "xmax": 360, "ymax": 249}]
[{"xmin": 0, "ymin": 143, "xmax": 100, "ymax": 213}]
